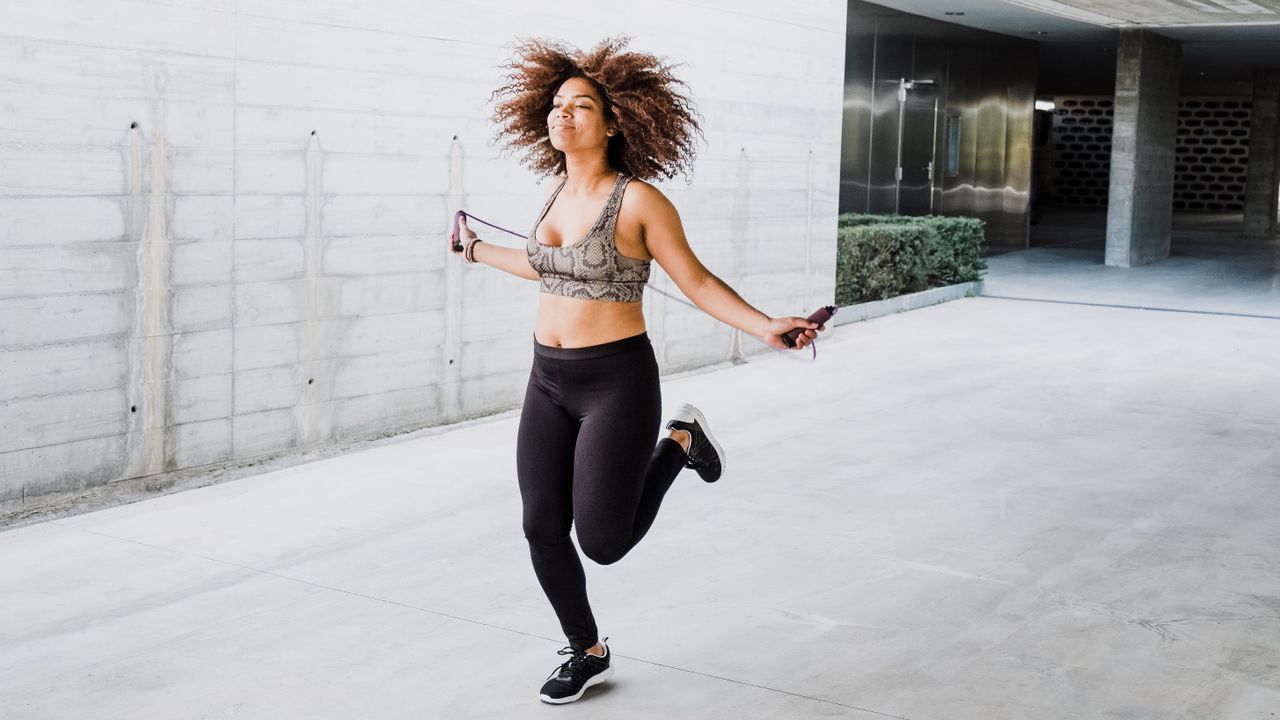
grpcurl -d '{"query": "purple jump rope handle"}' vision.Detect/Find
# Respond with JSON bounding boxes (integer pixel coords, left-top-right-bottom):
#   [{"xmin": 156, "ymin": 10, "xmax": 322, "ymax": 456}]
[
  {"xmin": 781, "ymin": 305, "xmax": 837, "ymax": 349},
  {"xmin": 451, "ymin": 210, "xmax": 466, "ymax": 252}
]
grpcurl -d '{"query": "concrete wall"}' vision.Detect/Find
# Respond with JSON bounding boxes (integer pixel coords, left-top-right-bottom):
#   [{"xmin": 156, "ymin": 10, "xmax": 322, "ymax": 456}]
[{"xmin": 0, "ymin": 0, "xmax": 846, "ymax": 507}]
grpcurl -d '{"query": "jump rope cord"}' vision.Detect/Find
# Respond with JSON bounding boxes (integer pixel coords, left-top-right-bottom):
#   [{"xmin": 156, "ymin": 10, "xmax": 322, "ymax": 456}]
[{"xmin": 456, "ymin": 210, "xmax": 818, "ymax": 360}]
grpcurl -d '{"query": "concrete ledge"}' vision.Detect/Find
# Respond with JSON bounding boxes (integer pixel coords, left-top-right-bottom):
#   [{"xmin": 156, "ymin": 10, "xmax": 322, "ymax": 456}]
[{"xmin": 833, "ymin": 280, "xmax": 984, "ymax": 326}]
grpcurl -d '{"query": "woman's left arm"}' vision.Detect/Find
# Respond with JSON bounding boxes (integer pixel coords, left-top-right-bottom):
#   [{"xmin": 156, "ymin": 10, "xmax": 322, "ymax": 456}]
[{"xmin": 636, "ymin": 183, "xmax": 822, "ymax": 351}]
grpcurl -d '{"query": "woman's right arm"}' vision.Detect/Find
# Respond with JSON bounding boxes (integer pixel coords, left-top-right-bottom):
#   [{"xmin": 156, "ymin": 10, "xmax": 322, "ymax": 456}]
[
  {"xmin": 471, "ymin": 237, "xmax": 541, "ymax": 280},
  {"xmin": 448, "ymin": 216, "xmax": 541, "ymax": 281}
]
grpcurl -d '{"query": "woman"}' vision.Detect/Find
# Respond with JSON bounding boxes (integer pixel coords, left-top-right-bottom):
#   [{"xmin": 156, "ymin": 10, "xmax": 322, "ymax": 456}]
[{"xmin": 448, "ymin": 37, "xmax": 823, "ymax": 705}]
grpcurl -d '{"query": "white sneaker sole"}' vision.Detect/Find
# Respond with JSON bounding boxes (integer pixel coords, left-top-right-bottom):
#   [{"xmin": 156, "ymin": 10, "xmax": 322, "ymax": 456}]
[
  {"xmin": 538, "ymin": 665, "xmax": 614, "ymax": 705},
  {"xmin": 672, "ymin": 403, "xmax": 726, "ymax": 478}
]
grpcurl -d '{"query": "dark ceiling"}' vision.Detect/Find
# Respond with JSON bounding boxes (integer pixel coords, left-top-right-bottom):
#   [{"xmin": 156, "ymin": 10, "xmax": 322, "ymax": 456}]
[{"xmin": 862, "ymin": 0, "xmax": 1280, "ymax": 96}]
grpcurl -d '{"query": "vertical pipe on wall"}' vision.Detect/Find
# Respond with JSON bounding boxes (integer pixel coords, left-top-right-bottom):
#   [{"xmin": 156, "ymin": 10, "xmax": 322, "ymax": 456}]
[
  {"xmin": 442, "ymin": 137, "xmax": 465, "ymax": 420},
  {"xmin": 805, "ymin": 147, "xmax": 815, "ymax": 309},
  {"xmin": 142, "ymin": 129, "xmax": 173, "ymax": 473},
  {"xmin": 940, "ymin": 45, "xmax": 954, "ymax": 214},
  {"xmin": 866, "ymin": 29, "xmax": 878, "ymax": 211},
  {"xmin": 123, "ymin": 125, "xmax": 147, "ymax": 475},
  {"xmin": 727, "ymin": 147, "xmax": 751, "ymax": 363},
  {"xmin": 298, "ymin": 131, "xmax": 331, "ymax": 445},
  {"xmin": 123, "ymin": 133, "xmax": 173, "ymax": 478},
  {"xmin": 929, "ymin": 96, "xmax": 940, "ymax": 213},
  {"xmin": 124, "ymin": 68, "xmax": 176, "ymax": 481},
  {"xmin": 894, "ymin": 79, "xmax": 906, "ymax": 213}
]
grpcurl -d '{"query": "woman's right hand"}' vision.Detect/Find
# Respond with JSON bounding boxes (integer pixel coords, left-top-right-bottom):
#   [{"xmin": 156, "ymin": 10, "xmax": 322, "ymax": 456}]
[{"xmin": 759, "ymin": 316, "xmax": 824, "ymax": 350}]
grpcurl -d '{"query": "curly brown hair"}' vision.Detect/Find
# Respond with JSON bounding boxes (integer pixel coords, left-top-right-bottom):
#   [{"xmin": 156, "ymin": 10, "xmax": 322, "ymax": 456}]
[{"xmin": 490, "ymin": 36, "xmax": 703, "ymax": 182}]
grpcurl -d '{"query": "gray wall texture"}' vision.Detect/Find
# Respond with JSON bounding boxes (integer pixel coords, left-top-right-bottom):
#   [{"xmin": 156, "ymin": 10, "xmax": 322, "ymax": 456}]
[{"xmin": 0, "ymin": 1, "xmax": 846, "ymax": 507}]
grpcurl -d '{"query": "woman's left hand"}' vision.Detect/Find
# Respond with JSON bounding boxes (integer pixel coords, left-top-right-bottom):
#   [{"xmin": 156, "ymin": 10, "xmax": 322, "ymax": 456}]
[{"xmin": 759, "ymin": 316, "xmax": 825, "ymax": 350}]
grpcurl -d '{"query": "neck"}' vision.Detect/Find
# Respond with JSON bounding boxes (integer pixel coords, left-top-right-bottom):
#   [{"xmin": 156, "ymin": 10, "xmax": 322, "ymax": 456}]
[{"xmin": 561, "ymin": 150, "xmax": 615, "ymax": 193}]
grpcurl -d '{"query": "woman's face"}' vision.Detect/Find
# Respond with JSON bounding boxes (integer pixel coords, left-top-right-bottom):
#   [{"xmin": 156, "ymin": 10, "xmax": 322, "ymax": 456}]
[{"xmin": 547, "ymin": 76, "xmax": 616, "ymax": 154}]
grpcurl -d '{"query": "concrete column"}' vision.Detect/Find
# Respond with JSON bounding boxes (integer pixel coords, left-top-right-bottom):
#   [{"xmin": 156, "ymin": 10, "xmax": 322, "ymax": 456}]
[
  {"xmin": 1105, "ymin": 30, "xmax": 1182, "ymax": 267},
  {"xmin": 1243, "ymin": 69, "xmax": 1280, "ymax": 238}
]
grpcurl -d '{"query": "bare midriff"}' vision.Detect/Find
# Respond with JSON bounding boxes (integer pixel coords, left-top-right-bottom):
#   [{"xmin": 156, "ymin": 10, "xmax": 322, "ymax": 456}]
[{"xmin": 534, "ymin": 293, "xmax": 647, "ymax": 348}]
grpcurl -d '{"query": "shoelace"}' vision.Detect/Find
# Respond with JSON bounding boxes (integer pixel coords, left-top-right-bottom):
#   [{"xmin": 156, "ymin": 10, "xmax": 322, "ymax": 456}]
[
  {"xmin": 452, "ymin": 210, "xmax": 821, "ymax": 361},
  {"xmin": 553, "ymin": 647, "xmax": 587, "ymax": 680},
  {"xmin": 551, "ymin": 644, "xmax": 607, "ymax": 682}
]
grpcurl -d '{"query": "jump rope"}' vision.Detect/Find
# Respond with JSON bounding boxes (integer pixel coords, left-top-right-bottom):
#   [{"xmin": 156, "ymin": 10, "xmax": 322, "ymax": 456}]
[{"xmin": 451, "ymin": 210, "xmax": 836, "ymax": 360}]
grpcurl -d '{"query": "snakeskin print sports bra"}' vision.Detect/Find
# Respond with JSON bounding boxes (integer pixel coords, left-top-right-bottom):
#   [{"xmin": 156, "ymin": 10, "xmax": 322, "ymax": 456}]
[{"xmin": 527, "ymin": 172, "xmax": 651, "ymax": 303}]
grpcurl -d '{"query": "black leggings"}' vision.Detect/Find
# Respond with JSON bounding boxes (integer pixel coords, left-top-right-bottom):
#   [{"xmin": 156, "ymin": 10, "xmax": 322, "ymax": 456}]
[{"xmin": 517, "ymin": 332, "xmax": 687, "ymax": 652}]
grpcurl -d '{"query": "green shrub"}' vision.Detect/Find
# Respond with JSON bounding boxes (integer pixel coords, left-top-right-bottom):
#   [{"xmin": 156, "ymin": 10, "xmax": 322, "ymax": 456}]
[
  {"xmin": 835, "ymin": 224, "xmax": 931, "ymax": 305},
  {"xmin": 835, "ymin": 213, "xmax": 987, "ymax": 304},
  {"xmin": 919, "ymin": 217, "xmax": 987, "ymax": 286}
]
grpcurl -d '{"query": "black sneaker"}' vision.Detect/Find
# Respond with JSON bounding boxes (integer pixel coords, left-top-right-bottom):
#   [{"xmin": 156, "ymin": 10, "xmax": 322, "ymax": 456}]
[
  {"xmin": 666, "ymin": 403, "xmax": 725, "ymax": 482},
  {"xmin": 538, "ymin": 641, "xmax": 614, "ymax": 705}
]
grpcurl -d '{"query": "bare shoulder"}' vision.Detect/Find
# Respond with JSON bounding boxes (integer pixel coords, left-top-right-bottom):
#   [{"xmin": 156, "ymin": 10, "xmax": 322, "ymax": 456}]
[
  {"xmin": 616, "ymin": 179, "xmax": 679, "ymax": 258},
  {"xmin": 622, "ymin": 178, "xmax": 678, "ymax": 219}
]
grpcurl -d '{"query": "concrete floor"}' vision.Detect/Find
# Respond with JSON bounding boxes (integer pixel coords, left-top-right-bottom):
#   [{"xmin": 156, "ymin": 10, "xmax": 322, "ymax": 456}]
[
  {"xmin": 997, "ymin": 210, "xmax": 1280, "ymax": 319},
  {"xmin": 3, "ymin": 218, "xmax": 1280, "ymax": 719}
]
